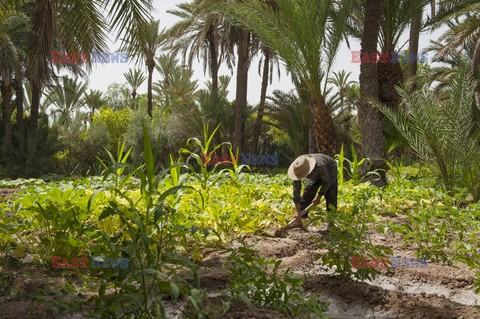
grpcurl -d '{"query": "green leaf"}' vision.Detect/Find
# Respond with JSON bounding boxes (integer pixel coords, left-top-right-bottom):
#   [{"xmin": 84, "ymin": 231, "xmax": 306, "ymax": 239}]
[
  {"xmin": 170, "ymin": 281, "xmax": 180, "ymax": 301},
  {"xmin": 98, "ymin": 206, "xmax": 117, "ymax": 221},
  {"xmin": 142, "ymin": 123, "xmax": 155, "ymax": 189}
]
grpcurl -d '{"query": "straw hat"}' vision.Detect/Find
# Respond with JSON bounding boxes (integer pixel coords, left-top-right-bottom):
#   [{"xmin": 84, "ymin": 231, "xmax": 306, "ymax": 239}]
[{"xmin": 287, "ymin": 155, "xmax": 316, "ymax": 180}]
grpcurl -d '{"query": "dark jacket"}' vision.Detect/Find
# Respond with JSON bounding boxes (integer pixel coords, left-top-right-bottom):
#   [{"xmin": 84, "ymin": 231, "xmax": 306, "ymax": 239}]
[{"xmin": 292, "ymin": 154, "xmax": 337, "ymax": 204}]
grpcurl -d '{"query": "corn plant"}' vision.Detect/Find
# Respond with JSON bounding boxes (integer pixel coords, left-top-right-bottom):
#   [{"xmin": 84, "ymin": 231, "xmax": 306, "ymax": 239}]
[
  {"xmin": 179, "ymin": 123, "xmax": 230, "ymax": 193},
  {"xmin": 87, "ymin": 124, "xmax": 200, "ymax": 318},
  {"xmin": 335, "ymin": 144, "xmax": 380, "ymax": 185},
  {"xmin": 96, "ymin": 139, "xmax": 134, "ymax": 190}
]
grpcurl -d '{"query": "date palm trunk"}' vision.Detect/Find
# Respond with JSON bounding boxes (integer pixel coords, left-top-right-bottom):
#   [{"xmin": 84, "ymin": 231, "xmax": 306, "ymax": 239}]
[
  {"xmin": 312, "ymin": 96, "xmax": 338, "ymax": 156},
  {"xmin": 147, "ymin": 61, "xmax": 154, "ymax": 118},
  {"xmin": 234, "ymin": 30, "xmax": 250, "ymax": 154},
  {"xmin": 408, "ymin": 9, "xmax": 422, "ymax": 79},
  {"xmin": 473, "ymin": 38, "xmax": 480, "ymax": 111},
  {"xmin": 15, "ymin": 77, "xmax": 24, "ymax": 138},
  {"xmin": 308, "ymin": 94, "xmax": 318, "ymax": 153},
  {"xmin": 208, "ymin": 27, "xmax": 219, "ymax": 101},
  {"xmin": 30, "ymin": 81, "xmax": 41, "ymax": 129},
  {"xmin": 251, "ymin": 50, "xmax": 270, "ymax": 155},
  {"xmin": 358, "ymin": 0, "xmax": 387, "ymax": 186},
  {"xmin": 1, "ymin": 80, "xmax": 12, "ymax": 148}
]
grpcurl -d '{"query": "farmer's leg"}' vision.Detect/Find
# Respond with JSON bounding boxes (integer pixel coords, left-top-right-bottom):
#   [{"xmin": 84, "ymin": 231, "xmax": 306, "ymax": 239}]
[
  {"xmin": 299, "ymin": 179, "xmax": 322, "ymax": 218},
  {"xmin": 325, "ymin": 180, "xmax": 338, "ymax": 229},
  {"xmin": 325, "ymin": 179, "xmax": 338, "ymax": 212}
]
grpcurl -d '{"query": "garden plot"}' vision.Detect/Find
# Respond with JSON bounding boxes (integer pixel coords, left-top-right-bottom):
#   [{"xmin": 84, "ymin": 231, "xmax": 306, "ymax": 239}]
[{"xmin": 197, "ymin": 228, "xmax": 480, "ymax": 319}]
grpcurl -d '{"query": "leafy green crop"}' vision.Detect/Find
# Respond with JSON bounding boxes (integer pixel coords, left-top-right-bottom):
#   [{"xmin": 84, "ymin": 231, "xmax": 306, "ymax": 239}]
[{"xmin": 226, "ymin": 245, "xmax": 328, "ymax": 318}]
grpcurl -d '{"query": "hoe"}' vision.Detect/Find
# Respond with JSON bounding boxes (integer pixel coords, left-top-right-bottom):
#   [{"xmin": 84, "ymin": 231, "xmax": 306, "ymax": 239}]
[{"xmin": 273, "ymin": 202, "xmax": 315, "ymax": 237}]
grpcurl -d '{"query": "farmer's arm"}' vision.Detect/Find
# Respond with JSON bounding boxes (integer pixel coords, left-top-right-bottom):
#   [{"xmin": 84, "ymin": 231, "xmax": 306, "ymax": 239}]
[{"xmin": 293, "ymin": 180, "xmax": 302, "ymax": 219}]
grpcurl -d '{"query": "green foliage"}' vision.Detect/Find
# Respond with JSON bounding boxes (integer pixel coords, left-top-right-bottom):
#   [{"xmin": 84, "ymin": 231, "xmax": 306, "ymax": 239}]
[
  {"xmin": 316, "ymin": 186, "xmax": 391, "ymax": 281},
  {"xmin": 155, "ymin": 54, "xmax": 199, "ymax": 110},
  {"xmin": 375, "ymin": 67, "xmax": 480, "ymax": 200},
  {"xmin": 0, "ymin": 124, "xmax": 63, "ymax": 178},
  {"xmin": 217, "ymin": 0, "xmax": 354, "ymax": 101},
  {"xmin": 335, "ymin": 144, "xmax": 380, "ymax": 185},
  {"xmin": 226, "ymin": 245, "xmax": 328, "ymax": 318},
  {"xmin": 179, "ymin": 123, "xmax": 229, "ymax": 193},
  {"xmin": 92, "ymin": 108, "xmax": 132, "ymax": 148},
  {"xmin": 2, "ymin": 155, "xmax": 480, "ymax": 316},
  {"xmin": 267, "ymin": 90, "xmax": 310, "ymax": 157},
  {"xmin": 85, "ymin": 124, "xmax": 199, "ymax": 318}
]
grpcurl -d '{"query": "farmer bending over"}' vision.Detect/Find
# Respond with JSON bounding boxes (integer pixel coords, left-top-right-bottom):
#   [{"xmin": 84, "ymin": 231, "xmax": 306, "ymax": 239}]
[{"xmin": 287, "ymin": 154, "xmax": 338, "ymax": 230}]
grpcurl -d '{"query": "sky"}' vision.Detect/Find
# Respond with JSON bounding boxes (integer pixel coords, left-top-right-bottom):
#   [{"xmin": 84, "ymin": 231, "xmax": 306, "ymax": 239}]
[{"xmin": 84, "ymin": 0, "xmax": 448, "ymax": 105}]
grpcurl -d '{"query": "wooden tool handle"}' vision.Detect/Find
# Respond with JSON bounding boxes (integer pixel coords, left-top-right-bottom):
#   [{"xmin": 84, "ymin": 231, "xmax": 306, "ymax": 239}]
[{"xmin": 285, "ymin": 202, "xmax": 315, "ymax": 227}]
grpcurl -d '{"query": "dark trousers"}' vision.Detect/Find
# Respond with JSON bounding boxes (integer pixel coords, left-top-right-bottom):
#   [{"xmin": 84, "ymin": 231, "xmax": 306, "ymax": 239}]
[{"xmin": 299, "ymin": 179, "xmax": 338, "ymax": 218}]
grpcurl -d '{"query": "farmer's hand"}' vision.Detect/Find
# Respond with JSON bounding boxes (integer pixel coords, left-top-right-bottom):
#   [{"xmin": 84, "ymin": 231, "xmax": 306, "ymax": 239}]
[
  {"xmin": 312, "ymin": 196, "xmax": 321, "ymax": 206},
  {"xmin": 295, "ymin": 203, "xmax": 301, "ymax": 221}
]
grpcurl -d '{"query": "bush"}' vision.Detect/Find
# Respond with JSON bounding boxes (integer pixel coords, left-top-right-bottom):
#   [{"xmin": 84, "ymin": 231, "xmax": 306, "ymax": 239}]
[
  {"xmin": 0, "ymin": 122, "xmax": 63, "ymax": 178},
  {"xmin": 92, "ymin": 107, "xmax": 132, "ymax": 151}
]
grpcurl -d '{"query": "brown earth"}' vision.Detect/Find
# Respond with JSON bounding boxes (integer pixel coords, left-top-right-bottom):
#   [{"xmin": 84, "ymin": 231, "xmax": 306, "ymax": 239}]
[{"xmin": 1, "ymin": 223, "xmax": 479, "ymax": 318}]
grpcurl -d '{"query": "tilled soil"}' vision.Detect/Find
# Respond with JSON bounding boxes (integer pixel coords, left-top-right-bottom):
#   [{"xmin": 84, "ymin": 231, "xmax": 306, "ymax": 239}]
[
  {"xmin": 1, "ymin": 224, "xmax": 480, "ymax": 318},
  {"xmin": 197, "ymin": 226, "xmax": 480, "ymax": 319}
]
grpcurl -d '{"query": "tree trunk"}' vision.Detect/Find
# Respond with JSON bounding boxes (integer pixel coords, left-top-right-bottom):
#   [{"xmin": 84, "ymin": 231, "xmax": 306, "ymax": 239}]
[
  {"xmin": 251, "ymin": 50, "xmax": 270, "ymax": 155},
  {"xmin": 408, "ymin": 9, "xmax": 422, "ymax": 79},
  {"xmin": 308, "ymin": 96, "xmax": 318, "ymax": 153},
  {"xmin": 147, "ymin": 62, "xmax": 154, "ymax": 118},
  {"xmin": 15, "ymin": 77, "xmax": 24, "ymax": 137},
  {"xmin": 1, "ymin": 81, "xmax": 12, "ymax": 147},
  {"xmin": 208, "ymin": 28, "xmax": 219, "ymax": 101},
  {"xmin": 358, "ymin": 0, "xmax": 387, "ymax": 186},
  {"xmin": 234, "ymin": 30, "xmax": 250, "ymax": 154},
  {"xmin": 473, "ymin": 38, "xmax": 480, "ymax": 111},
  {"xmin": 312, "ymin": 96, "xmax": 338, "ymax": 156},
  {"xmin": 30, "ymin": 81, "xmax": 41, "ymax": 129}
]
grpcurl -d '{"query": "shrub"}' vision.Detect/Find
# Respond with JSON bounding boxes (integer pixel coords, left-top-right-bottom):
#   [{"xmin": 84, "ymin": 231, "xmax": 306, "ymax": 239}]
[{"xmin": 375, "ymin": 67, "xmax": 480, "ymax": 201}]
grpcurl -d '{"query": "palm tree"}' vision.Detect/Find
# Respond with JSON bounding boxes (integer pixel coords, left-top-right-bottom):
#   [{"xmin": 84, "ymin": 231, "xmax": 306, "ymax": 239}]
[
  {"xmin": 44, "ymin": 76, "xmax": 88, "ymax": 128},
  {"xmin": 328, "ymin": 70, "xmax": 357, "ymax": 114},
  {"xmin": 84, "ymin": 89, "xmax": 105, "ymax": 121},
  {"xmin": 348, "ymin": 0, "xmax": 427, "ymax": 108},
  {"xmin": 357, "ymin": 0, "xmax": 386, "ymax": 186},
  {"xmin": 123, "ymin": 19, "xmax": 163, "ymax": 118},
  {"xmin": 166, "ymin": 0, "xmax": 224, "ymax": 99},
  {"xmin": 154, "ymin": 54, "xmax": 199, "ymax": 110},
  {"xmin": 251, "ymin": 47, "xmax": 281, "ymax": 155},
  {"xmin": 168, "ymin": 0, "xmax": 257, "ymax": 153},
  {"xmin": 428, "ymin": 0, "xmax": 480, "ymax": 107},
  {"xmin": 24, "ymin": 0, "xmax": 153, "ymax": 129},
  {"xmin": 218, "ymin": 0, "xmax": 354, "ymax": 156},
  {"xmin": 375, "ymin": 67, "xmax": 480, "ymax": 200},
  {"xmin": 406, "ymin": 0, "xmax": 436, "ymax": 79},
  {"xmin": 0, "ymin": 3, "xmax": 29, "ymax": 147},
  {"xmin": 124, "ymin": 68, "xmax": 146, "ymax": 107},
  {"xmin": 267, "ymin": 89, "xmax": 311, "ymax": 157}
]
